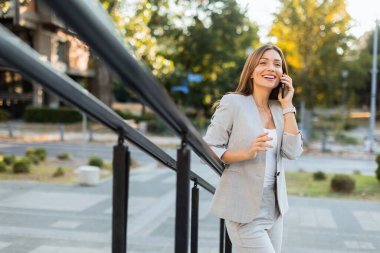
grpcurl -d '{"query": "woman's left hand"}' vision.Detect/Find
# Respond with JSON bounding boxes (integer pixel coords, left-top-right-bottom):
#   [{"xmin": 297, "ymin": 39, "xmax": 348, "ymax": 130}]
[{"xmin": 278, "ymin": 74, "xmax": 294, "ymax": 108}]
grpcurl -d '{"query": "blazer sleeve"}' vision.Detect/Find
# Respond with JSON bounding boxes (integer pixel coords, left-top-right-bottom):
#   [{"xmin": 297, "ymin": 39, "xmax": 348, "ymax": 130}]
[
  {"xmin": 280, "ymin": 131, "xmax": 303, "ymax": 160},
  {"xmin": 203, "ymin": 95, "xmax": 235, "ymax": 159}
]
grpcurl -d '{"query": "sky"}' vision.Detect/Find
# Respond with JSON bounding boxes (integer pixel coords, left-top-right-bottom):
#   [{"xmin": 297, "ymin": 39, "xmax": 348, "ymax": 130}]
[{"xmin": 236, "ymin": 0, "xmax": 380, "ymax": 42}]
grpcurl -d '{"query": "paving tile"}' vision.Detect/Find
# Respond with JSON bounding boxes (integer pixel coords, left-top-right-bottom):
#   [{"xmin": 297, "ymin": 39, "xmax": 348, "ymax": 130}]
[
  {"xmin": 0, "ymin": 191, "xmax": 108, "ymax": 211},
  {"xmin": 353, "ymin": 211, "xmax": 380, "ymax": 231},
  {"xmin": 50, "ymin": 220, "xmax": 82, "ymax": 229},
  {"xmin": 0, "ymin": 242, "xmax": 11, "ymax": 250}
]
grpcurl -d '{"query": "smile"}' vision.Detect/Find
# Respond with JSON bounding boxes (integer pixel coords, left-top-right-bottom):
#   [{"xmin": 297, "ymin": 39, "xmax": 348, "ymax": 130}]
[{"xmin": 263, "ymin": 75, "xmax": 276, "ymax": 80}]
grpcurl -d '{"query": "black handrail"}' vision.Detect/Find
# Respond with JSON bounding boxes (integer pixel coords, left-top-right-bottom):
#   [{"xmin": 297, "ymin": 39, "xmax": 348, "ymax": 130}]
[
  {"xmin": 41, "ymin": 0, "xmax": 225, "ymax": 176},
  {"xmin": 0, "ymin": 24, "xmax": 215, "ymax": 194},
  {"xmin": 0, "ymin": 1, "xmax": 233, "ymax": 252}
]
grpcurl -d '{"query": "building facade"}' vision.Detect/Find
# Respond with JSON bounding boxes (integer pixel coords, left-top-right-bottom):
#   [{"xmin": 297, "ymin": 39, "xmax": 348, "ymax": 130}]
[{"xmin": 0, "ymin": 0, "xmax": 112, "ymax": 118}]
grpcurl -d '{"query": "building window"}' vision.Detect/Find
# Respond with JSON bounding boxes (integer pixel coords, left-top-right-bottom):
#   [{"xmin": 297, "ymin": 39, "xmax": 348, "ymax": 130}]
[{"xmin": 57, "ymin": 41, "xmax": 69, "ymax": 64}]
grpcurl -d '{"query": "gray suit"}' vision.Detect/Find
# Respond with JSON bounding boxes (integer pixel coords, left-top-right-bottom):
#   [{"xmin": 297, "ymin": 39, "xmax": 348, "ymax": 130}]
[{"xmin": 204, "ymin": 94, "xmax": 303, "ymax": 223}]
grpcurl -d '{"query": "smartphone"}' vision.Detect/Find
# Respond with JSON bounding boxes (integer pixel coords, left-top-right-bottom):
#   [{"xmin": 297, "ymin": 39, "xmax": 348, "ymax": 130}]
[{"xmin": 281, "ymin": 82, "xmax": 285, "ymax": 98}]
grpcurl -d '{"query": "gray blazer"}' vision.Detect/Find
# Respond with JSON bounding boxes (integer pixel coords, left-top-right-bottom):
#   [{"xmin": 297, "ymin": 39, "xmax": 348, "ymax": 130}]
[{"xmin": 204, "ymin": 94, "xmax": 303, "ymax": 223}]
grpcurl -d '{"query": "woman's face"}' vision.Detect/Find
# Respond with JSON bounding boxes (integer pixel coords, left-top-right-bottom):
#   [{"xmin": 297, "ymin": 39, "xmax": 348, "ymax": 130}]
[{"xmin": 252, "ymin": 49, "xmax": 283, "ymax": 90}]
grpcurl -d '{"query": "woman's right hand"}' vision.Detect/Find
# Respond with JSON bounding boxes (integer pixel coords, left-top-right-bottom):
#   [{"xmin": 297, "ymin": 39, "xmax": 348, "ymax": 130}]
[{"xmin": 247, "ymin": 132, "xmax": 273, "ymax": 159}]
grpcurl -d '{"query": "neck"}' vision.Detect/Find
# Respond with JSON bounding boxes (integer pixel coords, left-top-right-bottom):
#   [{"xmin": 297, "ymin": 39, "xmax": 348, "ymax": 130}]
[{"xmin": 252, "ymin": 87, "xmax": 270, "ymax": 108}]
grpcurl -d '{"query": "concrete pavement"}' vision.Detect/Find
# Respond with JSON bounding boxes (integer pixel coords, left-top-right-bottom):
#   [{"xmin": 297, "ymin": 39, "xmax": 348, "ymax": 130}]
[
  {"xmin": 1, "ymin": 125, "xmax": 379, "ymax": 252},
  {"xmin": 0, "ymin": 163, "xmax": 379, "ymax": 253}
]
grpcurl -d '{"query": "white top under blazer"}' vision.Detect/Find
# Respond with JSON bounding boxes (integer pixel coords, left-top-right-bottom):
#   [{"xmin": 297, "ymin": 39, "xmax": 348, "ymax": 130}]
[
  {"xmin": 263, "ymin": 128, "xmax": 278, "ymax": 187},
  {"xmin": 204, "ymin": 94, "xmax": 303, "ymax": 223}
]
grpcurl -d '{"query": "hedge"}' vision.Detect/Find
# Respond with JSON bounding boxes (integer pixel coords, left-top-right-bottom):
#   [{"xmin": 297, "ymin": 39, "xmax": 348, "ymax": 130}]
[
  {"xmin": 23, "ymin": 106, "xmax": 82, "ymax": 123},
  {"xmin": 0, "ymin": 109, "xmax": 9, "ymax": 122}
]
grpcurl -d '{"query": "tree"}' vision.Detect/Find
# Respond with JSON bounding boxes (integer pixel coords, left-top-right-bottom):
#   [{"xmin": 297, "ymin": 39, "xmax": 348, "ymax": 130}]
[
  {"xmin": 100, "ymin": 0, "xmax": 260, "ymax": 115},
  {"xmin": 0, "ymin": 0, "xmax": 31, "ymax": 18},
  {"xmin": 342, "ymin": 30, "xmax": 380, "ymax": 109},
  {"xmin": 269, "ymin": 0, "xmax": 352, "ymax": 108},
  {"xmin": 160, "ymin": 0, "xmax": 260, "ymax": 114},
  {"xmin": 97, "ymin": 0, "xmax": 175, "ymax": 104}
]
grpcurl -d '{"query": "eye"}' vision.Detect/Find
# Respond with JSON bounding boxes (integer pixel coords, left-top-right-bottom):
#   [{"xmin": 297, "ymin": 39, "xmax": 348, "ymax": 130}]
[{"xmin": 259, "ymin": 61, "xmax": 266, "ymax": 65}]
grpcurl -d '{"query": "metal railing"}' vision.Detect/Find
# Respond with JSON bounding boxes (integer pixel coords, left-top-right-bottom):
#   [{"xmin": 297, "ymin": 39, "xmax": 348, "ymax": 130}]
[{"xmin": 0, "ymin": 0, "xmax": 232, "ymax": 252}]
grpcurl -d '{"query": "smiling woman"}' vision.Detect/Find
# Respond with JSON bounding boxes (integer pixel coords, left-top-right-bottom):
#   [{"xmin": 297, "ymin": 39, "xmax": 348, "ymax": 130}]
[{"xmin": 203, "ymin": 44, "xmax": 303, "ymax": 253}]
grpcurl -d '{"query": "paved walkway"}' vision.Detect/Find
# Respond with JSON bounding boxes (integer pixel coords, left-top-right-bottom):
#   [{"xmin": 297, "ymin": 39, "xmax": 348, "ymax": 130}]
[{"xmin": 0, "ymin": 163, "xmax": 379, "ymax": 253}]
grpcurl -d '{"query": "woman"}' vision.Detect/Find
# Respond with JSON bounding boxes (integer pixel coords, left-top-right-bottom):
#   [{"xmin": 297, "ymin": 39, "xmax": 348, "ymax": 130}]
[{"xmin": 204, "ymin": 44, "xmax": 303, "ymax": 253}]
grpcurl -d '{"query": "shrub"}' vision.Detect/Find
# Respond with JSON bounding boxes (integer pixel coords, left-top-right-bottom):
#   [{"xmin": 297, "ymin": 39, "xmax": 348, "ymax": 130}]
[
  {"xmin": 53, "ymin": 167, "xmax": 65, "ymax": 177},
  {"xmin": 114, "ymin": 109, "xmax": 135, "ymax": 120},
  {"xmin": 88, "ymin": 156, "xmax": 104, "ymax": 168},
  {"xmin": 34, "ymin": 148, "xmax": 47, "ymax": 161},
  {"xmin": 135, "ymin": 113, "xmax": 154, "ymax": 123},
  {"xmin": 192, "ymin": 116, "xmax": 207, "ymax": 132},
  {"xmin": 313, "ymin": 171, "xmax": 326, "ymax": 181},
  {"xmin": 330, "ymin": 174, "xmax": 355, "ymax": 193},
  {"xmin": 57, "ymin": 153, "xmax": 70, "ymax": 160},
  {"xmin": 23, "ymin": 106, "xmax": 82, "ymax": 123},
  {"xmin": 13, "ymin": 158, "xmax": 31, "ymax": 173},
  {"xmin": 0, "ymin": 161, "xmax": 6, "ymax": 172},
  {"xmin": 3, "ymin": 154, "xmax": 15, "ymax": 165},
  {"xmin": 334, "ymin": 133, "xmax": 358, "ymax": 145},
  {"xmin": 376, "ymin": 154, "xmax": 380, "ymax": 182},
  {"xmin": 0, "ymin": 109, "xmax": 9, "ymax": 122},
  {"xmin": 25, "ymin": 148, "xmax": 47, "ymax": 161},
  {"xmin": 28, "ymin": 155, "xmax": 40, "ymax": 165},
  {"xmin": 25, "ymin": 149, "xmax": 34, "ymax": 157}
]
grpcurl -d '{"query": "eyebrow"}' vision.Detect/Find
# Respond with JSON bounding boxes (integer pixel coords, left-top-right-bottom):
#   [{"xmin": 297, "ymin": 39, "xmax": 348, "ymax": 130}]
[{"xmin": 260, "ymin": 57, "xmax": 282, "ymax": 62}]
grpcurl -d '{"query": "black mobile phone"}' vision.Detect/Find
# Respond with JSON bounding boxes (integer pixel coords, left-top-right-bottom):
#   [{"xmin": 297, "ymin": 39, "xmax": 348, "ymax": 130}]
[{"xmin": 281, "ymin": 82, "xmax": 285, "ymax": 98}]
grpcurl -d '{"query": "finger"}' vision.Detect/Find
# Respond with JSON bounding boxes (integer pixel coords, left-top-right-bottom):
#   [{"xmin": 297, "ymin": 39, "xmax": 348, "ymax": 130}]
[
  {"xmin": 256, "ymin": 147, "xmax": 268, "ymax": 152},
  {"xmin": 282, "ymin": 80, "xmax": 293, "ymax": 87},
  {"xmin": 256, "ymin": 142, "xmax": 273, "ymax": 148},
  {"xmin": 255, "ymin": 132, "xmax": 268, "ymax": 139},
  {"xmin": 281, "ymin": 74, "xmax": 292, "ymax": 81},
  {"xmin": 256, "ymin": 136, "xmax": 273, "ymax": 142}
]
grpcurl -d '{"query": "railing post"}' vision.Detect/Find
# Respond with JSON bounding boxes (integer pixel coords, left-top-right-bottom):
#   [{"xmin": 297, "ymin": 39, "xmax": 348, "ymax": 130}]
[
  {"xmin": 59, "ymin": 124, "xmax": 64, "ymax": 142},
  {"xmin": 219, "ymin": 219, "xmax": 225, "ymax": 253},
  {"xmin": 89, "ymin": 126, "xmax": 94, "ymax": 142},
  {"xmin": 7, "ymin": 121, "xmax": 13, "ymax": 138},
  {"xmin": 219, "ymin": 219, "xmax": 232, "ymax": 253},
  {"xmin": 225, "ymin": 228, "xmax": 232, "ymax": 253},
  {"xmin": 175, "ymin": 137, "xmax": 191, "ymax": 253},
  {"xmin": 191, "ymin": 179, "xmax": 199, "ymax": 253},
  {"xmin": 112, "ymin": 132, "xmax": 130, "ymax": 253}
]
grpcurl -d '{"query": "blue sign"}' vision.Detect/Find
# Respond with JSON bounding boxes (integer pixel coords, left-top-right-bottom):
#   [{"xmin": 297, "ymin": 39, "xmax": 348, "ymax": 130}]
[
  {"xmin": 171, "ymin": 80, "xmax": 189, "ymax": 94},
  {"xmin": 171, "ymin": 73, "xmax": 203, "ymax": 94},
  {"xmin": 187, "ymin": 73, "xmax": 203, "ymax": 83}
]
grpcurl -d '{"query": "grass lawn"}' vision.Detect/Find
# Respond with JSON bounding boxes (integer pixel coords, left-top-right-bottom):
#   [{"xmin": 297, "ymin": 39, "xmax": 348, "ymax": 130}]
[{"xmin": 286, "ymin": 171, "xmax": 380, "ymax": 201}]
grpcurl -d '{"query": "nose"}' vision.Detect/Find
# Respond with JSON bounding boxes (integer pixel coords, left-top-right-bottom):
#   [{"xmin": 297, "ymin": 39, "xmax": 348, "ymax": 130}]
[{"xmin": 268, "ymin": 64, "xmax": 275, "ymax": 72}]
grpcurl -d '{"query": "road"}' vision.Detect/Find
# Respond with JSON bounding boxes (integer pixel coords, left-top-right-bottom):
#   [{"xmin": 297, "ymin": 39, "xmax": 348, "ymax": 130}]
[{"xmin": 0, "ymin": 141, "xmax": 377, "ymax": 176}]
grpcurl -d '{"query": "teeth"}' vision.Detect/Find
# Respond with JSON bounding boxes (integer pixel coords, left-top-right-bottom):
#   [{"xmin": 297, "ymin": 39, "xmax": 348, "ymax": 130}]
[{"xmin": 263, "ymin": 75, "xmax": 275, "ymax": 79}]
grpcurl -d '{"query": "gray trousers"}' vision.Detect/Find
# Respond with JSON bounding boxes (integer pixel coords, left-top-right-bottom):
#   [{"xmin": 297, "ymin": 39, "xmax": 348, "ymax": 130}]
[{"xmin": 225, "ymin": 186, "xmax": 283, "ymax": 253}]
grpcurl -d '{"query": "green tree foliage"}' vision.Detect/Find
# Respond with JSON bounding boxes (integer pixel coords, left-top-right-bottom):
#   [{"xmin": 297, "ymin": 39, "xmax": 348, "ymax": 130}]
[
  {"xmin": 99, "ymin": 0, "xmax": 174, "ymax": 103},
  {"xmin": 103, "ymin": 0, "xmax": 259, "ymax": 114},
  {"xmin": 0, "ymin": 0, "xmax": 31, "ymax": 18},
  {"xmin": 100, "ymin": 0, "xmax": 174, "ymax": 79},
  {"xmin": 342, "ymin": 30, "xmax": 379, "ymax": 108},
  {"xmin": 269, "ymin": 0, "xmax": 352, "ymax": 108},
  {"xmin": 156, "ymin": 0, "xmax": 260, "ymax": 114}
]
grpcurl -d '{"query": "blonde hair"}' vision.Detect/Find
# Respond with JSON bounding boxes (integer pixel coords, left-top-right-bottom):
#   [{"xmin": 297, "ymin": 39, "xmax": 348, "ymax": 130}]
[{"xmin": 212, "ymin": 44, "xmax": 288, "ymax": 111}]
